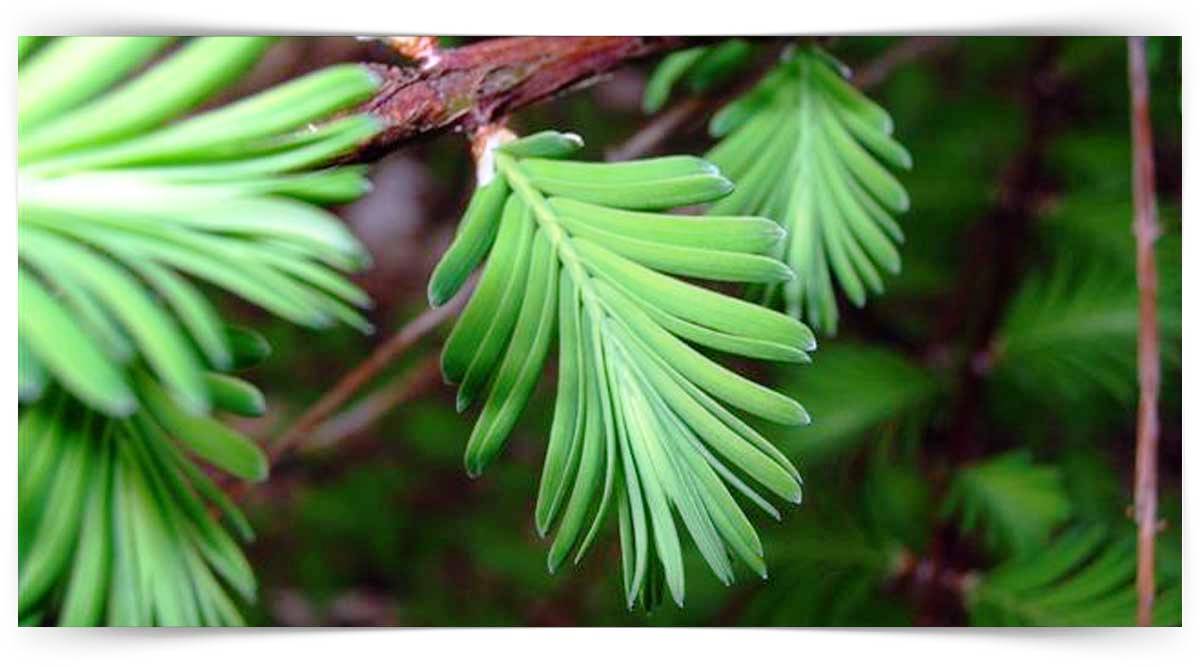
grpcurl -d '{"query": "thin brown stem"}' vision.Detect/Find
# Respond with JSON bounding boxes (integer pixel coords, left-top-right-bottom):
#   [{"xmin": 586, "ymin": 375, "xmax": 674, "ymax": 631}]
[
  {"xmin": 1127, "ymin": 35, "xmax": 1161, "ymax": 627},
  {"xmin": 267, "ymin": 276, "xmax": 474, "ymax": 461},
  {"xmin": 851, "ymin": 37, "xmax": 958, "ymax": 90},
  {"xmin": 304, "ymin": 354, "xmax": 443, "ymax": 450},
  {"xmin": 606, "ymin": 97, "xmax": 705, "ymax": 162}
]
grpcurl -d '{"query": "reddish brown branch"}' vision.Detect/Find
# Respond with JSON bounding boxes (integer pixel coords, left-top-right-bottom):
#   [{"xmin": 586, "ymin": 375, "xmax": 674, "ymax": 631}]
[
  {"xmin": 1127, "ymin": 36, "xmax": 1161, "ymax": 627},
  {"xmin": 353, "ymin": 37, "xmax": 690, "ymax": 160}
]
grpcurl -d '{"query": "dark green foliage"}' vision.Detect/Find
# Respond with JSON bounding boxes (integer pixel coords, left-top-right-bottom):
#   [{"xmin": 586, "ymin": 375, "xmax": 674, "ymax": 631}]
[
  {"xmin": 862, "ymin": 455, "xmax": 935, "ymax": 552},
  {"xmin": 992, "ymin": 261, "xmax": 1176, "ymax": 409},
  {"xmin": 967, "ymin": 526, "xmax": 1182, "ymax": 626},
  {"xmin": 771, "ymin": 343, "xmax": 940, "ymax": 460},
  {"xmin": 943, "ymin": 452, "xmax": 1071, "ymax": 558}
]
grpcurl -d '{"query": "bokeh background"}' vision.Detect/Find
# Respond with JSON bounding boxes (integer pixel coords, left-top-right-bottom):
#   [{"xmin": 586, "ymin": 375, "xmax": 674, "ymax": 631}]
[{"xmin": 213, "ymin": 36, "xmax": 1182, "ymax": 626}]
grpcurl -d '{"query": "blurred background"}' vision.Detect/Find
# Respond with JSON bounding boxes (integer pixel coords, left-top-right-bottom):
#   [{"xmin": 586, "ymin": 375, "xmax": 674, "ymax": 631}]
[{"xmin": 214, "ymin": 36, "xmax": 1182, "ymax": 626}]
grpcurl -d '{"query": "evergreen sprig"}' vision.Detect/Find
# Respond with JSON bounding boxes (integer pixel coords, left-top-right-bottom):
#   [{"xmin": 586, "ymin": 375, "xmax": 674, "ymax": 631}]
[
  {"xmin": 428, "ymin": 130, "xmax": 812, "ymax": 608},
  {"xmin": 17, "ymin": 37, "xmax": 380, "ymax": 625},
  {"xmin": 967, "ymin": 525, "xmax": 1182, "ymax": 626},
  {"xmin": 704, "ymin": 45, "xmax": 912, "ymax": 334},
  {"xmin": 943, "ymin": 452, "xmax": 1071, "ymax": 558},
  {"xmin": 993, "ymin": 253, "xmax": 1181, "ymax": 412}
]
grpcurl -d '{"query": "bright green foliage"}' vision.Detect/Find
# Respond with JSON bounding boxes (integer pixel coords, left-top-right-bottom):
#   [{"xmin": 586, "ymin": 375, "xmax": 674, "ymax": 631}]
[
  {"xmin": 18, "ymin": 37, "xmax": 381, "ymax": 416},
  {"xmin": 19, "ymin": 379, "xmax": 263, "ymax": 627},
  {"xmin": 967, "ymin": 525, "xmax": 1182, "ymax": 626},
  {"xmin": 943, "ymin": 452, "xmax": 1071, "ymax": 558},
  {"xmin": 705, "ymin": 45, "xmax": 911, "ymax": 334},
  {"xmin": 429, "ymin": 130, "xmax": 813, "ymax": 608},
  {"xmin": 17, "ymin": 37, "xmax": 380, "ymax": 625},
  {"xmin": 641, "ymin": 39, "xmax": 755, "ymax": 114}
]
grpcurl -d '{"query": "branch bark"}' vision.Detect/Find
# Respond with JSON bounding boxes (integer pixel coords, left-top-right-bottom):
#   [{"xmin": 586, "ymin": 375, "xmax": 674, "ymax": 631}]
[
  {"xmin": 352, "ymin": 36, "xmax": 690, "ymax": 160},
  {"xmin": 1127, "ymin": 35, "xmax": 1161, "ymax": 627}
]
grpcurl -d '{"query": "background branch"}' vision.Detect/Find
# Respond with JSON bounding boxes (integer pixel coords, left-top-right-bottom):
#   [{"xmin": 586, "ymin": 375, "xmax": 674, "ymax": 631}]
[
  {"xmin": 1127, "ymin": 35, "xmax": 1161, "ymax": 627},
  {"xmin": 267, "ymin": 277, "xmax": 475, "ymax": 461},
  {"xmin": 606, "ymin": 97, "xmax": 705, "ymax": 162},
  {"xmin": 851, "ymin": 37, "xmax": 957, "ymax": 89},
  {"xmin": 305, "ymin": 355, "xmax": 443, "ymax": 450}
]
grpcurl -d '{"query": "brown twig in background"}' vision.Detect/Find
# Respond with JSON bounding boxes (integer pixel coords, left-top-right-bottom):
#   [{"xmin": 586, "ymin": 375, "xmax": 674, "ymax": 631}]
[
  {"xmin": 350, "ymin": 37, "xmax": 693, "ymax": 161},
  {"xmin": 606, "ymin": 97, "xmax": 705, "ymax": 162},
  {"xmin": 305, "ymin": 354, "xmax": 443, "ymax": 450},
  {"xmin": 1127, "ymin": 36, "xmax": 1161, "ymax": 627},
  {"xmin": 267, "ymin": 277, "xmax": 475, "ymax": 462},
  {"xmin": 851, "ymin": 37, "xmax": 958, "ymax": 90}
]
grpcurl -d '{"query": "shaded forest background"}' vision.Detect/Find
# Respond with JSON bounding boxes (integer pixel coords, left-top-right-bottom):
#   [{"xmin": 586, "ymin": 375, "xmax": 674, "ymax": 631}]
[{"xmin": 210, "ymin": 36, "xmax": 1182, "ymax": 626}]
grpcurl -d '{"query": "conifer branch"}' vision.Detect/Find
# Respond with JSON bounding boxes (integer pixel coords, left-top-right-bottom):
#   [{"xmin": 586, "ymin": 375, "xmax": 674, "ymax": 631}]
[{"xmin": 1127, "ymin": 35, "xmax": 1161, "ymax": 628}]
